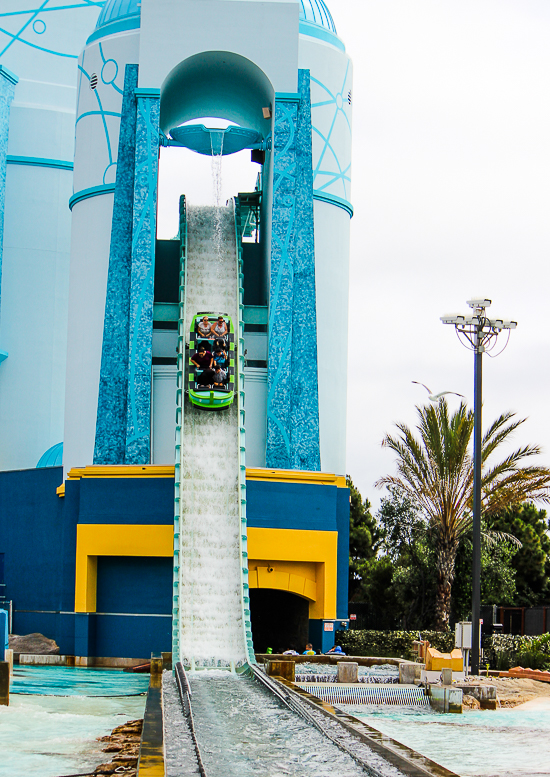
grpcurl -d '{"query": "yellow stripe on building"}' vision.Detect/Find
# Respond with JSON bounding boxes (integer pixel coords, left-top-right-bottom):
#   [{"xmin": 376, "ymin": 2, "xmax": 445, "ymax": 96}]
[
  {"xmin": 245, "ymin": 468, "xmax": 347, "ymax": 488},
  {"xmin": 64, "ymin": 464, "xmax": 347, "ymax": 486},
  {"xmin": 75, "ymin": 524, "xmax": 173, "ymax": 612}
]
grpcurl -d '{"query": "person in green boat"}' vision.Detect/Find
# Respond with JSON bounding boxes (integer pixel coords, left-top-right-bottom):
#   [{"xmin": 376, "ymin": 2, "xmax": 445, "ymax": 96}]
[
  {"xmin": 213, "ymin": 364, "xmax": 227, "ymax": 387},
  {"xmin": 210, "ymin": 315, "xmax": 228, "ymax": 340},
  {"xmin": 197, "ymin": 316, "xmax": 212, "ymax": 338},
  {"xmin": 191, "ymin": 345, "xmax": 214, "ymax": 387},
  {"xmin": 212, "ymin": 346, "xmax": 227, "ymax": 368}
]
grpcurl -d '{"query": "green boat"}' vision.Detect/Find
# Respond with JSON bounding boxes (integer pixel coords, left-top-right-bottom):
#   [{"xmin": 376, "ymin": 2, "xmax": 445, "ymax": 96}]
[{"xmin": 187, "ymin": 312, "xmax": 235, "ymax": 409}]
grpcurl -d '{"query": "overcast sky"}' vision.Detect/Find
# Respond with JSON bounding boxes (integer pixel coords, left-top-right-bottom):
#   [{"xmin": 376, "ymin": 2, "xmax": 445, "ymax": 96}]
[
  {"xmin": 338, "ymin": 0, "xmax": 550, "ymax": 508},
  {"xmin": 158, "ymin": 1, "xmax": 550, "ymax": 511}
]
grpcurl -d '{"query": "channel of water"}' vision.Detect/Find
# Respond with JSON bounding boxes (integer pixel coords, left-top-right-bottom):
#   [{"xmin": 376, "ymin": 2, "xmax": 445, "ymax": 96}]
[
  {"xmin": 341, "ymin": 701, "xmax": 550, "ymax": 777},
  {"xmin": 1, "ymin": 666, "xmax": 148, "ymax": 777}
]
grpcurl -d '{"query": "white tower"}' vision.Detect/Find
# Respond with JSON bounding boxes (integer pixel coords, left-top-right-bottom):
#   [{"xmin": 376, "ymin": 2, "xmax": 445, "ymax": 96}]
[{"xmin": 0, "ymin": 2, "xmax": 102, "ymax": 470}]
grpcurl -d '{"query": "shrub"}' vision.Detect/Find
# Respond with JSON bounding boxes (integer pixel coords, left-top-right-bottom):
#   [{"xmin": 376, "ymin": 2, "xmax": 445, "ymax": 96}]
[
  {"xmin": 338, "ymin": 629, "xmax": 550, "ymax": 668},
  {"xmin": 335, "ymin": 629, "xmax": 455, "ymax": 659},
  {"xmin": 483, "ymin": 633, "xmax": 536, "ymax": 669}
]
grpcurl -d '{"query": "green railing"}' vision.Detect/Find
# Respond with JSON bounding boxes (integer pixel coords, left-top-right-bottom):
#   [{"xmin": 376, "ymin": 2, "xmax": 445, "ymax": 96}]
[
  {"xmin": 172, "ymin": 194, "xmax": 188, "ymax": 663},
  {"xmin": 234, "ymin": 197, "xmax": 256, "ymax": 667}
]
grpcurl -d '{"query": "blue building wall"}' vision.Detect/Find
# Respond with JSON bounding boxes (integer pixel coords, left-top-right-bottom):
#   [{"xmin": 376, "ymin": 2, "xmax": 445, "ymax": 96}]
[
  {"xmin": 247, "ymin": 480, "xmax": 338, "ymax": 531},
  {"xmin": 94, "ymin": 614, "xmax": 171, "ymax": 659},
  {"xmin": 336, "ymin": 486, "xmax": 350, "ymax": 620},
  {"xmin": 94, "ymin": 556, "xmax": 172, "ymax": 659},
  {"xmin": 0, "ymin": 467, "xmax": 76, "ymax": 654},
  {"xmin": 96, "ymin": 556, "xmax": 173, "ymax": 613},
  {"xmin": 0, "ymin": 468, "xmax": 348, "ymax": 658},
  {"xmin": 76, "ymin": 477, "xmax": 174, "ymax": 525}
]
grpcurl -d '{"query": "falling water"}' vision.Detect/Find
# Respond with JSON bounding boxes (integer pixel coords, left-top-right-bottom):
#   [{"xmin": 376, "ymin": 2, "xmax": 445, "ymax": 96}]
[
  {"xmin": 177, "ymin": 205, "xmax": 245, "ymax": 667},
  {"xmin": 210, "ymin": 131, "xmax": 224, "ymax": 207},
  {"xmin": 210, "ymin": 132, "xmax": 225, "ymax": 269}
]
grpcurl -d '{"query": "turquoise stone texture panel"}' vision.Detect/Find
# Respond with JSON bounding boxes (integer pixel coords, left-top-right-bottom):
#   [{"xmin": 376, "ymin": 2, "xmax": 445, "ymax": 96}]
[
  {"xmin": 267, "ymin": 70, "xmax": 321, "ymax": 471},
  {"xmin": 94, "ymin": 64, "xmax": 139, "ymax": 464},
  {"xmin": 124, "ymin": 93, "xmax": 160, "ymax": 464}
]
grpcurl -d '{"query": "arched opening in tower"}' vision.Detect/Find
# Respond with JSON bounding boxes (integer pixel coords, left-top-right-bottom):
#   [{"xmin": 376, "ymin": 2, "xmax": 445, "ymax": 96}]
[{"xmin": 156, "ymin": 49, "xmax": 274, "ymax": 240}]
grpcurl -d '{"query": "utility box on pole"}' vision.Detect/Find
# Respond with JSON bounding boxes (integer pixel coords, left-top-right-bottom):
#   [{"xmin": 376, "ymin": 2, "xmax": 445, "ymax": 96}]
[
  {"xmin": 455, "ymin": 622, "xmax": 472, "ymax": 649},
  {"xmin": 455, "ymin": 621, "xmax": 472, "ymax": 675}
]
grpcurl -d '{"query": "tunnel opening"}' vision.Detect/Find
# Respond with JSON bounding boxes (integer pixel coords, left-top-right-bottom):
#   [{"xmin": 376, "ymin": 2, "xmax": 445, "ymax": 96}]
[{"xmin": 250, "ymin": 589, "xmax": 310, "ymax": 654}]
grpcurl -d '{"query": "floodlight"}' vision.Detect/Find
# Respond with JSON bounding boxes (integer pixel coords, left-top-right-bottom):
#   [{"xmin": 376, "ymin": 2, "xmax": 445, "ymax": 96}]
[{"xmin": 466, "ymin": 297, "xmax": 492, "ymax": 310}]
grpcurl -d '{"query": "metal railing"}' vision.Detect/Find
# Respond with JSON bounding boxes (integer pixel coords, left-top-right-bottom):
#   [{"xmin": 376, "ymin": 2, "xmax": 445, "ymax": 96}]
[
  {"xmin": 234, "ymin": 197, "xmax": 255, "ymax": 667},
  {"xmin": 172, "ymin": 195, "xmax": 188, "ymax": 664},
  {"xmin": 174, "ymin": 661, "xmax": 208, "ymax": 776}
]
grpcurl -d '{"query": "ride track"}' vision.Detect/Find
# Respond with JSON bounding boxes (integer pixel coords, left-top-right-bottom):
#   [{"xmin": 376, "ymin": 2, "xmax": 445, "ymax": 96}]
[{"xmin": 172, "ymin": 197, "xmax": 254, "ymax": 671}]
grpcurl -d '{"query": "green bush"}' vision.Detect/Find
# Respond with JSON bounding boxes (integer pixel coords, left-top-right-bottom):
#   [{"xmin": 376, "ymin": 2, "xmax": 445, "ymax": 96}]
[
  {"xmin": 338, "ymin": 629, "xmax": 550, "ymax": 667},
  {"xmin": 335, "ymin": 629, "xmax": 455, "ymax": 659},
  {"xmin": 482, "ymin": 633, "xmax": 539, "ymax": 669},
  {"xmin": 516, "ymin": 633, "xmax": 550, "ymax": 670}
]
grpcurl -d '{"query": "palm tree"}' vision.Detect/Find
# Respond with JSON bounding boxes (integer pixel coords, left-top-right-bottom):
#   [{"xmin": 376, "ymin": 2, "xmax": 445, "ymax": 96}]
[{"xmin": 376, "ymin": 400, "xmax": 550, "ymax": 631}]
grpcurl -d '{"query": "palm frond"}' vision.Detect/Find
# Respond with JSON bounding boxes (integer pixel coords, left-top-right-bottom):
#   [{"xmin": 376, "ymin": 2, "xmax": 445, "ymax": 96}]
[{"xmin": 481, "ymin": 529, "xmax": 522, "ymax": 548}]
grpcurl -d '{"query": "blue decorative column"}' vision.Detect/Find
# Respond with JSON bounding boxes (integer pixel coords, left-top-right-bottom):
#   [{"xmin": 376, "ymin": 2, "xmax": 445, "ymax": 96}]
[
  {"xmin": 0, "ymin": 66, "xmax": 18, "ymax": 361},
  {"xmin": 267, "ymin": 70, "xmax": 321, "ymax": 471},
  {"xmin": 94, "ymin": 65, "xmax": 139, "ymax": 464},
  {"xmin": 124, "ymin": 88, "xmax": 160, "ymax": 464}
]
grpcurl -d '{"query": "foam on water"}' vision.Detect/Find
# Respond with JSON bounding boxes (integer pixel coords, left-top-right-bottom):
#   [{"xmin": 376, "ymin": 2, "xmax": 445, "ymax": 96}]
[
  {"xmin": 178, "ymin": 204, "xmax": 245, "ymax": 667},
  {"xmin": 0, "ymin": 667, "xmax": 147, "ymax": 777},
  {"xmin": 341, "ymin": 703, "xmax": 550, "ymax": 776},
  {"xmin": 298, "ymin": 662, "xmax": 399, "ymax": 678}
]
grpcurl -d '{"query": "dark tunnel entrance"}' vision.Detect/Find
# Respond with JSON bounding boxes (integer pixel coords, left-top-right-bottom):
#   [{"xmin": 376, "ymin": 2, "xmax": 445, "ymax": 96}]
[{"xmin": 250, "ymin": 589, "xmax": 310, "ymax": 654}]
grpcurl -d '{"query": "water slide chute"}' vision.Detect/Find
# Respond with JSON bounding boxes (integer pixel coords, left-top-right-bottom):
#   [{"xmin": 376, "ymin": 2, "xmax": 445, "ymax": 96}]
[{"xmin": 173, "ymin": 197, "xmax": 255, "ymax": 671}]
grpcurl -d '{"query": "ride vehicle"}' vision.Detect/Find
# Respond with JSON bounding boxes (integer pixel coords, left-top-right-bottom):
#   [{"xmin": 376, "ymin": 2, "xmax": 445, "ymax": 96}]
[{"xmin": 187, "ymin": 312, "xmax": 235, "ymax": 409}]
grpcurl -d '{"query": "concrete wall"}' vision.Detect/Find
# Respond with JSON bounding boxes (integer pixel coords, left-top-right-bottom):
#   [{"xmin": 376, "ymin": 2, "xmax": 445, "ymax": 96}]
[
  {"xmin": 152, "ymin": 365, "xmax": 177, "ymax": 465},
  {"xmin": 63, "ymin": 32, "xmax": 140, "ymax": 477},
  {"xmin": 243, "ymin": 368, "xmax": 268, "ymax": 467},
  {"xmin": 139, "ymin": 0, "xmax": 300, "ymax": 94}
]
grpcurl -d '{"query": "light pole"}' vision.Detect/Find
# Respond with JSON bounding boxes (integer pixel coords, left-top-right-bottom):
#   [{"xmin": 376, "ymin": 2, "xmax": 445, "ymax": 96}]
[{"xmin": 441, "ymin": 299, "xmax": 517, "ymax": 675}]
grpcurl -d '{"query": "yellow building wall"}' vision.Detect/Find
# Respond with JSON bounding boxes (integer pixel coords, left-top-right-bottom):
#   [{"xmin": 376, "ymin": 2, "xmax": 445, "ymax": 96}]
[
  {"xmin": 247, "ymin": 527, "xmax": 338, "ymax": 620},
  {"xmin": 71, "ymin": 467, "xmax": 345, "ymax": 622},
  {"xmin": 75, "ymin": 524, "xmax": 173, "ymax": 612}
]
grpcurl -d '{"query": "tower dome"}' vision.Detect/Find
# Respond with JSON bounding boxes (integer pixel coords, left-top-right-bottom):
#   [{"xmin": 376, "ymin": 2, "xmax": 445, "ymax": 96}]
[
  {"xmin": 299, "ymin": 0, "xmax": 337, "ymax": 33},
  {"xmin": 94, "ymin": 0, "xmax": 336, "ymax": 34},
  {"xmin": 95, "ymin": 0, "xmax": 140, "ymax": 29}
]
